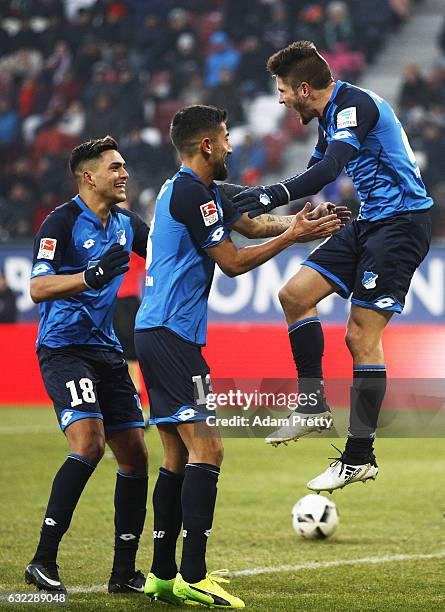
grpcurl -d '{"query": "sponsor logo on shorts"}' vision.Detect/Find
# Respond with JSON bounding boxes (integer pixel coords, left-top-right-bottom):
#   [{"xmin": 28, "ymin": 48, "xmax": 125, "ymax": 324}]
[
  {"xmin": 178, "ymin": 408, "xmax": 198, "ymax": 421},
  {"xmin": 37, "ymin": 238, "xmax": 57, "ymax": 260},
  {"xmin": 200, "ymin": 201, "xmax": 218, "ymax": 226},
  {"xmin": 374, "ymin": 296, "xmax": 396, "ymax": 309},
  {"xmin": 362, "ymin": 270, "xmax": 378, "ymax": 289}
]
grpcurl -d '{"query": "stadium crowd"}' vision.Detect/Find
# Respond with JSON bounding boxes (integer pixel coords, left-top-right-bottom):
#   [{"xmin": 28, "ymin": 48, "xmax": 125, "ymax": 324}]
[{"xmin": 0, "ymin": 0, "xmax": 441, "ymax": 243}]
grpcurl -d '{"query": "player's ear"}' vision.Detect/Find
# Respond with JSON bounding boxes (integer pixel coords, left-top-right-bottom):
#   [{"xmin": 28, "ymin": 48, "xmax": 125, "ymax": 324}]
[
  {"xmin": 201, "ymin": 136, "xmax": 212, "ymax": 156},
  {"xmin": 82, "ymin": 170, "xmax": 95, "ymax": 187},
  {"xmin": 300, "ymin": 82, "xmax": 311, "ymax": 98}
]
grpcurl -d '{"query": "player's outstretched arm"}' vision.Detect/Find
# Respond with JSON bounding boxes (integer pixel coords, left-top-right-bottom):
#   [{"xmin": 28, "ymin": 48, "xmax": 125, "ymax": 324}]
[
  {"xmin": 229, "ymin": 201, "xmax": 350, "ymax": 239},
  {"xmin": 232, "ymin": 141, "xmax": 356, "ymax": 218},
  {"xmin": 205, "ymin": 203, "xmax": 340, "ymax": 277},
  {"xmin": 30, "ymin": 244, "xmax": 130, "ymax": 303}
]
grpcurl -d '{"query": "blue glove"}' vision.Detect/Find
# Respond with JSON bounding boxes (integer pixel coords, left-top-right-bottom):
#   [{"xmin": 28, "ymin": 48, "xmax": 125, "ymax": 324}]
[
  {"xmin": 83, "ymin": 243, "xmax": 130, "ymax": 290},
  {"xmin": 232, "ymin": 183, "xmax": 290, "ymax": 218}
]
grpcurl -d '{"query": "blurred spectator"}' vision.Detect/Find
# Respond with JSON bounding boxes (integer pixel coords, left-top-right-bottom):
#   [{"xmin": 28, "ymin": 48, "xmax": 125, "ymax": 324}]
[
  {"xmin": 399, "ymin": 64, "xmax": 429, "ymax": 110},
  {"xmin": 207, "ymin": 68, "xmax": 245, "ymax": 126},
  {"xmin": 0, "ymin": 98, "xmax": 19, "ymax": 147},
  {"xmin": 228, "ymin": 133, "xmax": 266, "ymax": 184},
  {"xmin": 0, "ymin": 270, "xmax": 17, "ymax": 323},
  {"xmin": 323, "ymin": 1, "xmax": 355, "ymax": 53},
  {"xmin": 236, "ymin": 36, "xmax": 271, "ymax": 96},
  {"xmin": 205, "ymin": 31, "xmax": 240, "ymax": 88}
]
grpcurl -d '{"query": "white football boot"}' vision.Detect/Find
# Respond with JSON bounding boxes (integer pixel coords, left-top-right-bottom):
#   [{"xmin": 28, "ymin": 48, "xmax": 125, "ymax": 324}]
[
  {"xmin": 265, "ymin": 409, "xmax": 333, "ymax": 446},
  {"xmin": 307, "ymin": 446, "xmax": 379, "ymax": 493}
]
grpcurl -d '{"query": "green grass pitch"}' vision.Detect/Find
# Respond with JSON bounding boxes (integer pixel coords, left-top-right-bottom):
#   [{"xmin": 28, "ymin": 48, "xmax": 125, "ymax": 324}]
[{"xmin": 0, "ymin": 407, "xmax": 444, "ymax": 611}]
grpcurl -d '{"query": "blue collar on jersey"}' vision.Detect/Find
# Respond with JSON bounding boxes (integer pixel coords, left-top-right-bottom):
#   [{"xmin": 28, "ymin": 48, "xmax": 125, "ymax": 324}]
[
  {"xmin": 179, "ymin": 165, "xmax": 206, "ymax": 184},
  {"xmin": 73, "ymin": 194, "xmax": 111, "ymax": 229}
]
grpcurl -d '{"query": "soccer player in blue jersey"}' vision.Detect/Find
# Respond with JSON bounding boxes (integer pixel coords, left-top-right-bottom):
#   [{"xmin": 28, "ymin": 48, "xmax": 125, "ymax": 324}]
[
  {"xmin": 135, "ymin": 105, "xmax": 341, "ymax": 608},
  {"xmin": 232, "ymin": 41, "xmax": 433, "ymax": 492},
  {"xmin": 25, "ymin": 137, "xmax": 150, "ymax": 594}
]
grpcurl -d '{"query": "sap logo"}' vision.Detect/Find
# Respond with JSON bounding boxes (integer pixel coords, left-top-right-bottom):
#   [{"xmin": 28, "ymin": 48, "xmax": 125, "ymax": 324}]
[
  {"xmin": 119, "ymin": 533, "xmax": 136, "ymax": 541},
  {"xmin": 116, "ymin": 229, "xmax": 126, "ymax": 245},
  {"xmin": 362, "ymin": 271, "xmax": 378, "ymax": 289},
  {"xmin": 32, "ymin": 263, "xmax": 51, "ymax": 276},
  {"xmin": 44, "ymin": 518, "xmax": 57, "ymax": 527},
  {"xmin": 61, "ymin": 411, "xmax": 74, "ymax": 427},
  {"xmin": 178, "ymin": 408, "xmax": 197, "ymax": 421},
  {"xmin": 337, "ymin": 106, "xmax": 357, "ymax": 128},
  {"xmin": 374, "ymin": 296, "xmax": 396, "ymax": 309},
  {"xmin": 83, "ymin": 239, "xmax": 95, "ymax": 249}
]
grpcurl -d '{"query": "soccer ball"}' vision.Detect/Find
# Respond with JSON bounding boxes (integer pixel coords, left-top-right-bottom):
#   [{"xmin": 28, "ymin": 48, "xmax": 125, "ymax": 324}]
[{"xmin": 292, "ymin": 494, "xmax": 339, "ymax": 539}]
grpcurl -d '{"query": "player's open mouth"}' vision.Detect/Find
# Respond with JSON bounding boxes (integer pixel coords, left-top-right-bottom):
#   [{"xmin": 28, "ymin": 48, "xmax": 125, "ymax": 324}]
[{"xmin": 115, "ymin": 183, "xmax": 126, "ymax": 189}]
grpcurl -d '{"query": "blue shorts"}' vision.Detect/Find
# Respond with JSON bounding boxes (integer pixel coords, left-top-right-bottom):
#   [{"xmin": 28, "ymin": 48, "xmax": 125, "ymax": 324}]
[
  {"xmin": 38, "ymin": 345, "xmax": 145, "ymax": 432},
  {"xmin": 303, "ymin": 210, "xmax": 432, "ymax": 313},
  {"xmin": 135, "ymin": 327, "xmax": 212, "ymax": 425}
]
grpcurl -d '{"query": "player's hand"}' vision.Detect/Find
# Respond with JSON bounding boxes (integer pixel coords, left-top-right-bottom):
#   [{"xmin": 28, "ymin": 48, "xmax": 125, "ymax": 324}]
[
  {"xmin": 232, "ymin": 183, "xmax": 290, "ymax": 218},
  {"xmin": 307, "ymin": 202, "xmax": 351, "ymax": 225},
  {"xmin": 83, "ymin": 243, "xmax": 130, "ymax": 290},
  {"xmin": 283, "ymin": 202, "xmax": 342, "ymax": 243}
]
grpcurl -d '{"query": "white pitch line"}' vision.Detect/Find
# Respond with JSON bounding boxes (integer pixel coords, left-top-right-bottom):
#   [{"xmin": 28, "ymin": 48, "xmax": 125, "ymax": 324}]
[
  {"xmin": 68, "ymin": 550, "xmax": 445, "ymax": 593},
  {"xmin": 230, "ymin": 550, "xmax": 445, "ymax": 577}
]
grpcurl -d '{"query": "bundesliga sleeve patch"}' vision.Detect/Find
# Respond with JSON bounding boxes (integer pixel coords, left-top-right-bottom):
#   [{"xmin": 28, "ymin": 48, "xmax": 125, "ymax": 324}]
[
  {"xmin": 200, "ymin": 201, "xmax": 219, "ymax": 226},
  {"xmin": 337, "ymin": 107, "xmax": 357, "ymax": 128},
  {"xmin": 37, "ymin": 238, "xmax": 57, "ymax": 260}
]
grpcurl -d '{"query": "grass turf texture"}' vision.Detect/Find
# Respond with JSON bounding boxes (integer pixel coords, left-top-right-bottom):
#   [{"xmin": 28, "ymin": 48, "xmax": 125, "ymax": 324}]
[{"xmin": 0, "ymin": 407, "xmax": 444, "ymax": 611}]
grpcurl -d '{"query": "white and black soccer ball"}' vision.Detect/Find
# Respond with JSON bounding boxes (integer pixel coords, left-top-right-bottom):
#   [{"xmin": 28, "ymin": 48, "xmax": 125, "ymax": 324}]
[{"xmin": 292, "ymin": 494, "xmax": 339, "ymax": 539}]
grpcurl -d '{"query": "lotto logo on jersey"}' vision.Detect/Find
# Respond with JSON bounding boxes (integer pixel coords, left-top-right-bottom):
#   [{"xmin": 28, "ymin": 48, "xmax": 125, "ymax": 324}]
[
  {"xmin": 37, "ymin": 238, "xmax": 57, "ymax": 260},
  {"xmin": 337, "ymin": 107, "xmax": 357, "ymax": 128},
  {"xmin": 200, "ymin": 201, "xmax": 218, "ymax": 226}
]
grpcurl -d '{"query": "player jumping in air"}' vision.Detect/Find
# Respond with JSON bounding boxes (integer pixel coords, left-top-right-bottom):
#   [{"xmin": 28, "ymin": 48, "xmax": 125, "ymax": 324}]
[
  {"xmin": 135, "ymin": 104, "xmax": 342, "ymax": 608},
  {"xmin": 231, "ymin": 41, "xmax": 433, "ymax": 492},
  {"xmin": 26, "ymin": 137, "xmax": 150, "ymax": 594}
]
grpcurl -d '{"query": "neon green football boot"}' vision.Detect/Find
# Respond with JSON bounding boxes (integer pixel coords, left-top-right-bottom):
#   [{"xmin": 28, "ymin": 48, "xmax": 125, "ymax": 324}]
[
  {"xmin": 173, "ymin": 569, "xmax": 245, "ymax": 608},
  {"xmin": 144, "ymin": 572, "xmax": 183, "ymax": 605}
]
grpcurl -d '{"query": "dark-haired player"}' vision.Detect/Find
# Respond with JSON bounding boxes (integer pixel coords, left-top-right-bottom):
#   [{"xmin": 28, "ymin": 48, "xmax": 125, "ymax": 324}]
[
  {"xmin": 25, "ymin": 137, "xmax": 150, "ymax": 594},
  {"xmin": 135, "ymin": 104, "xmax": 341, "ymax": 608},
  {"xmin": 232, "ymin": 41, "xmax": 433, "ymax": 492}
]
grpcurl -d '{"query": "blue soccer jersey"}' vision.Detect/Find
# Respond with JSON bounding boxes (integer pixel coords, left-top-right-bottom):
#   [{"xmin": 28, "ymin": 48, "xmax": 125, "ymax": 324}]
[
  {"xmin": 311, "ymin": 80, "xmax": 433, "ymax": 220},
  {"xmin": 135, "ymin": 166, "xmax": 241, "ymax": 345},
  {"xmin": 31, "ymin": 195, "xmax": 149, "ymax": 351}
]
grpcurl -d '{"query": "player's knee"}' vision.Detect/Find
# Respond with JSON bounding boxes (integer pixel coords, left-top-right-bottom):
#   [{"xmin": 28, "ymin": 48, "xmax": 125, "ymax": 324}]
[
  {"xmin": 129, "ymin": 441, "xmax": 148, "ymax": 472},
  {"xmin": 345, "ymin": 325, "xmax": 377, "ymax": 359},
  {"xmin": 278, "ymin": 283, "xmax": 304, "ymax": 317},
  {"xmin": 72, "ymin": 432, "xmax": 105, "ymax": 464}
]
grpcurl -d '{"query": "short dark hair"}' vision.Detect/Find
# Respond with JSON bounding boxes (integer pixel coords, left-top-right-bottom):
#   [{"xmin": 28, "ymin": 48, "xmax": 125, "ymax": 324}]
[
  {"xmin": 170, "ymin": 105, "xmax": 227, "ymax": 156},
  {"xmin": 69, "ymin": 135, "xmax": 118, "ymax": 175},
  {"xmin": 267, "ymin": 41, "xmax": 332, "ymax": 90}
]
